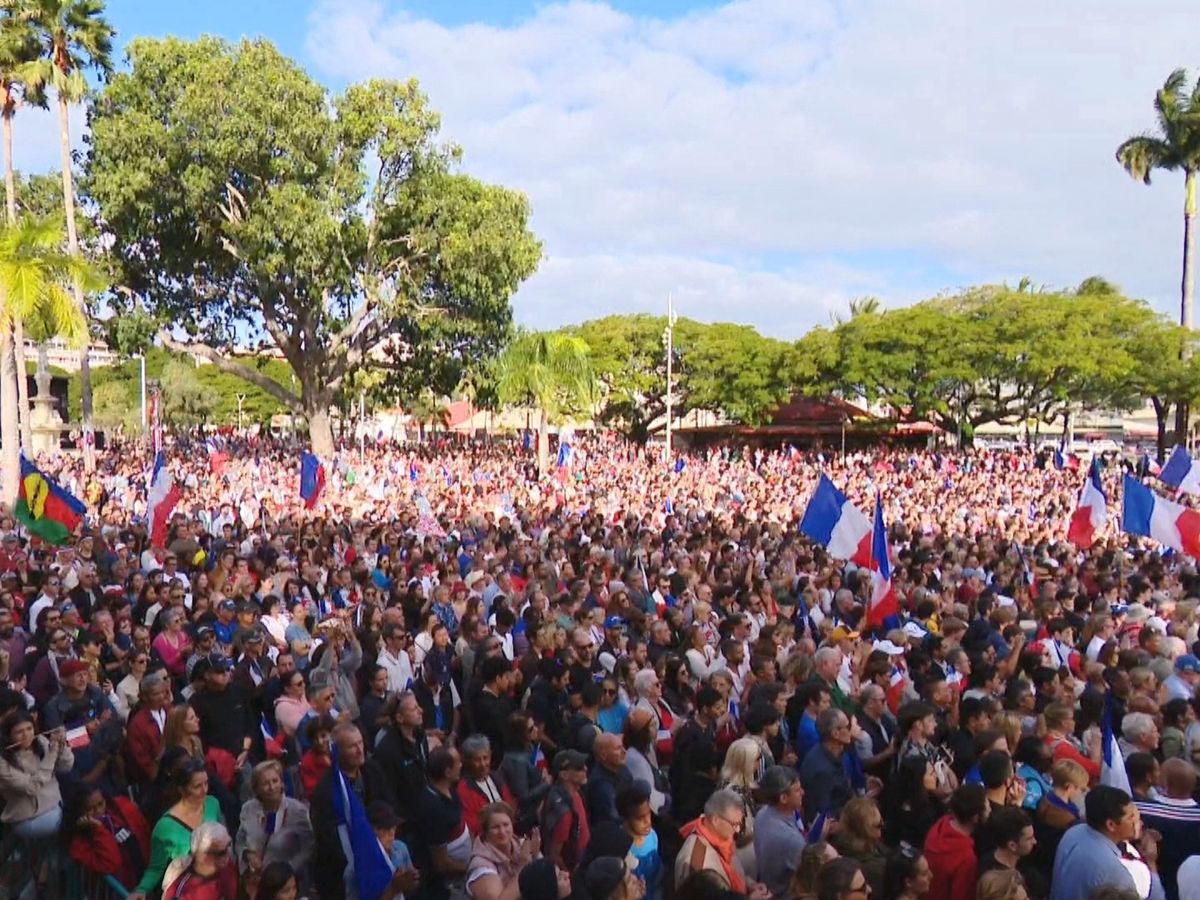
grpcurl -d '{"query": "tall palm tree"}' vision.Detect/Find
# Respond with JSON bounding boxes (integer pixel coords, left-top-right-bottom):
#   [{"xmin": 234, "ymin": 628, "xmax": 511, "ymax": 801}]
[
  {"xmin": 0, "ymin": 7, "xmax": 45, "ymax": 453},
  {"xmin": 25, "ymin": 0, "xmax": 112, "ymax": 468},
  {"xmin": 1117, "ymin": 68, "xmax": 1200, "ymax": 440},
  {"xmin": 495, "ymin": 332, "xmax": 593, "ymax": 474},
  {"xmin": 0, "ymin": 215, "xmax": 94, "ymax": 498}
]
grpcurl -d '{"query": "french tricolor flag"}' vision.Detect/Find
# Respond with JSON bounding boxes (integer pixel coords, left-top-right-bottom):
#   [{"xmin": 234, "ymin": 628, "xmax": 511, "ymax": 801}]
[
  {"xmin": 1066, "ymin": 459, "xmax": 1107, "ymax": 549},
  {"xmin": 147, "ymin": 453, "xmax": 180, "ymax": 549},
  {"xmin": 799, "ymin": 474, "xmax": 872, "ymax": 566},
  {"xmin": 1159, "ymin": 446, "xmax": 1200, "ymax": 494},
  {"xmin": 1122, "ymin": 474, "xmax": 1200, "ymax": 557},
  {"xmin": 299, "ymin": 451, "xmax": 325, "ymax": 509},
  {"xmin": 866, "ymin": 494, "xmax": 899, "ymax": 629}
]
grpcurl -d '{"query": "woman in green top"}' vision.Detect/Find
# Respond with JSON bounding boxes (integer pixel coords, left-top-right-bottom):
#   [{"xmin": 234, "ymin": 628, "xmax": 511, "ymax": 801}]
[{"xmin": 129, "ymin": 759, "xmax": 224, "ymax": 899}]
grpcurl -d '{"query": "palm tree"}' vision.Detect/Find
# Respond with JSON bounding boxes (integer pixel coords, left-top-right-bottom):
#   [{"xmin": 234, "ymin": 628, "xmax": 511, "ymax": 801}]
[
  {"xmin": 1117, "ymin": 68, "xmax": 1200, "ymax": 439},
  {"xmin": 24, "ymin": 0, "xmax": 113, "ymax": 467},
  {"xmin": 495, "ymin": 331, "xmax": 593, "ymax": 474},
  {"xmin": 0, "ymin": 215, "xmax": 94, "ymax": 498},
  {"xmin": 406, "ymin": 390, "xmax": 451, "ymax": 444},
  {"xmin": 0, "ymin": 7, "xmax": 45, "ymax": 453}
]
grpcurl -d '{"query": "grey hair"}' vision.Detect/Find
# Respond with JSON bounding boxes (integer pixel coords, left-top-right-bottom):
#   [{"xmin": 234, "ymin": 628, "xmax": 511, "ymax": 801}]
[
  {"xmin": 704, "ymin": 788, "xmax": 746, "ymax": 819},
  {"xmin": 190, "ymin": 821, "xmax": 230, "ymax": 856},
  {"xmin": 460, "ymin": 734, "xmax": 492, "ymax": 758},
  {"xmin": 814, "ymin": 646, "xmax": 841, "ymax": 669},
  {"xmin": 816, "ymin": 708, "xmax": 846, "ymax": 740},
  {"xmin": 634, "ymin": 668, "xmax": 658, "ymax": 698},
  {"xmin": 139, "ymin": 672, "xmax": 166, "ymax": 698},
  {"xmin": 158, "ymin": 608, "xmax": 179, "ymax": 628},
  {"xmin": 1122, "ymin": 712, "xmax": 1157, "ymax": 742},
  {"xmin": 860, "ymin": 683, "xmax": 885, "ymax": 704}
]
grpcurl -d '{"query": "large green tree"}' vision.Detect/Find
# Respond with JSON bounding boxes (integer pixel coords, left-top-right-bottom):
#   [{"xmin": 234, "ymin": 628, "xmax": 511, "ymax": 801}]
[
  {"xmin": 85, "ymin": 37, "xmax": 540, "ymax": 457},
  {"xmin": 24, "ymin": 0, "xmax": 114, "ymax": 462},
  {"xmin": 1116, "ymin": 68, "xmax": 1200, "ymax": 440},
  {"xmin": 495, "ymin": 331, "xmax": 592, "ymax": 473},
  {"xmin": 795, "ymin": 280, "xmax": 1168, "ymax": 439}
]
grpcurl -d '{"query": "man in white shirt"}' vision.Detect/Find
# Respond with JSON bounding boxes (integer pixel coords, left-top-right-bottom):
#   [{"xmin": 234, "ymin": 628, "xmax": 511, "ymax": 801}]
[{"xmin": 378, "ymin": 623, "xmax": 415, "ymax": 692}]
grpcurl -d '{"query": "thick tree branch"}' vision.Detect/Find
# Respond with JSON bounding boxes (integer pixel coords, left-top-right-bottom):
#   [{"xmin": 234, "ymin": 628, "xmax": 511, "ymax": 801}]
[{"xmin": 157, "ymin": 331, "xmax": 300, "ymax": 410}]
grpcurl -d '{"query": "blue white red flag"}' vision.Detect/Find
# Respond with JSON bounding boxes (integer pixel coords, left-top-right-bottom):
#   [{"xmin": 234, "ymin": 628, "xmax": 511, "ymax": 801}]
[
  {"xmin": 799, "ymin": 474, "xmax": 872, "ymax": 566},
  {"xmin": 1160, "ymin": 446, "xmax": 1200, "ymax": 494},
  {"xmin": 331, "ymin": 754, "xmax": 394, "ymax": 900},
  {"xmin": 299, "ymin": 452, "xmax": 325, "ymax": 509},
  {"xmin": 1067, "ymin": 460, "xmax": 1107, "ymax": 549},
  {"xmin": 866, "ymin": 493, "xmax": 899, "ymax": 630},
  {"xmin": 147, "ymin": 453, "xmax": 180, "ymax": 549}
]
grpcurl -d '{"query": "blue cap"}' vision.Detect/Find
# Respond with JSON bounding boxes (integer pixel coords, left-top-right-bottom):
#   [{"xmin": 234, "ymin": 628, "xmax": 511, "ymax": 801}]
[
  {"xmin": 1176, "ymin": 654, "xmax": 1200, "ymax": 674},
  {"xmin": 604, "ymin": 616, "xmax": 626, "ymax": 630}
]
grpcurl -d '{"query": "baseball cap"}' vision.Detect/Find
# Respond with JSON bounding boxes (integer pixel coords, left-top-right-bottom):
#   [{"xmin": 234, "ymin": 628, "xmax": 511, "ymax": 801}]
[
  {"xmin": 196, "ymin": 626, "xmax": 215, "ymax": 639},
  {"xmin": 206, "ymin": 653, "xmax": 232, "ymax": 673},
  {"xmin": 219, "ymin": 599, "xmax": 236, "ymax": 611},
  {"xmin": 873, "ymin": 639, "xmax": 905, "ymax": 657},
  {"xmin": 551, "ymin": 749, "xmax": 588, "ymax": 776},
  {"xmin": 1145, "ymin": 616, "xmax": 1169, "ymax": 634},
  {"xmin": 603, "ymin": 616, "xmax": 626, "ymax": 630},
  {"xmin": 829, "ymin": 626, "xmax": 860, "ymax": 643},
  {"xmin": 1175, "ymin": 654, "xmax": 1200, "ymax": 674}
]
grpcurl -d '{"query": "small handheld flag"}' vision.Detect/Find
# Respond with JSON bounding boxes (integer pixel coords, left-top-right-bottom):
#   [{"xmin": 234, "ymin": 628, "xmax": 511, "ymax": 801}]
[
  {"xmin": 14, "ymin": 456, "xmax": 85, "ymax": 545},
  {"xmin": 299, "ymin": 452, "xmax": 326, "ymax": 509}
]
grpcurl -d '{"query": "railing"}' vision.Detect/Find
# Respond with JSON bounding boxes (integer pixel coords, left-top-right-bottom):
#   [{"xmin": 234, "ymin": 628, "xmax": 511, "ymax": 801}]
[{"xmin": 0, "ymin": 829, "xmax": 129, "ymax": 899}]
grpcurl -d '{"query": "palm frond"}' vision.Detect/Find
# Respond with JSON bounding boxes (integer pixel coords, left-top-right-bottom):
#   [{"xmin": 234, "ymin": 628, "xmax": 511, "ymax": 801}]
[{"xmin": 1116, "ymin": 133, "xmax": 1175, "ymax": 183}]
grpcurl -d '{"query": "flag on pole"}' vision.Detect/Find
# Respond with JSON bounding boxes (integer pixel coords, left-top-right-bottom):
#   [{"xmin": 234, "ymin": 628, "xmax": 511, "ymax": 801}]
[
  {"xmin": 1053, "ymin": 440, "xmax": 1066, "ymax": 471},
  {"xmin": 1159, "ymin": 445, "xmax": 1200, "ymax": 494},
  {"xmin": 1066, "ymin": 459, "xmax": 1107, "ymax": 548},
  {"xmin": 866, "ymin": 493, "xmax": 899, "ymax": 630},
  {"xmin": 1122, "ymin": 474, "xmax": 1200, "ymax": 557},
  {"xmin": 147, "ymin": 452, "xmax": 181, "ymax": 549},
  {"xmin": 674, "ymin": 458, "xmax": 686, "ymax": 474},
  {"xmin": 331, "ymin": 755, "xmax": 395, "ymax": 900},
  {"xmin": 798, "ymin": 474, "xmax": 873, "ymax": 566},
  {"xmin": 299, "ymin": 452, "xmax": 326, "ymax": 509},
  {"xmin": 148, "ymin": 386, "xmax": 163, "ymax": 456},
  {"xmin": 14, "ymin": 456, "xmax": 86, "ymax": 545}
]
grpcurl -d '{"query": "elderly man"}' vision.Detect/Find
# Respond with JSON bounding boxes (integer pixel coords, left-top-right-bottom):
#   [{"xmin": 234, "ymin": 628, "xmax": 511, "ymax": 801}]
[
  {"xmin": 810, "ymin": 645, "xmax": 855, "ymax": 715},
  {"xmin": 633, "ymin": 667, "xmax": 679, "ymax": 763},
  {"xmin": 589, "ymin": 732, "xmax": 634, "ymax": 824},
  {"xmin": 122, "ymin": 673, "xmax": 170, "ymax": 789},
  {"xmin": 456, "ymin": 733, "xmax": 516, "ymax": 835},
  {"xmin": 1163, "ymin": 655, "xmax": 1200, "ymax": 703},
  {"xmin": 1120, "ymin": 711, "xmax": 1161, "ymax": 760},
  {"xmin": 799, "ymin": 708, "xmax": 880, "ymax": 820},
  {"xmin": 676, "ymin": 788, "xmax": 770, "ymax": 899},
  {"xmin": 753, "ymin": 766, "xmax": 808, "ymax": 898}
]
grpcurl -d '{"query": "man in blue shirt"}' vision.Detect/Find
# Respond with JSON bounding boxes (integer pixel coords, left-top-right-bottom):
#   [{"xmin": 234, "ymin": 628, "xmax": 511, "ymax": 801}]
[
  {"xmin": 792, "ymin": 682, "xmax": 831, "ymax": 763},
  {"xmin": 1052, "ymin": 785, "xmax": 1165, "ymax": 900}
]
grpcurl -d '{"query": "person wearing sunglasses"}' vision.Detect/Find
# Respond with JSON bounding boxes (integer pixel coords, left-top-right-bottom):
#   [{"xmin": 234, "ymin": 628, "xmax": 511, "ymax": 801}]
[
  {"xmin": 816, "ymin": 858, "xmax": 872, "ymax": 900},
  {"xmin": 675, "ymin": 788, "xmax": 770, "ymax": 899},
  {"xmin": 161, "ymin": 821, "xmax": 238, "ymax": 900}
]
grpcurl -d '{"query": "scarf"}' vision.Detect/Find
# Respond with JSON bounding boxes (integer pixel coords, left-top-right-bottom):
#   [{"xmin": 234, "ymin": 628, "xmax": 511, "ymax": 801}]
[{"xmin": 678, "ymin": 817, "xmax": 746, "ymax": 893}]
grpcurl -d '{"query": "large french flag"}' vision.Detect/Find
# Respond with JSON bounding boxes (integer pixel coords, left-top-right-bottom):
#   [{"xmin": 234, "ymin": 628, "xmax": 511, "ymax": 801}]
[
  {"xmin": 1099, "ymin": 689, "xmax": 1130, "ymax": 793},
  {"xmin": 866, "ymin": 493, "xmax": 899, "ymax": 629},
  {"xmin": 799, "ymin": 474, "xmax": 872, "ymax": 566},
  {"xmin": 147, "ymin": 453, "xmax": 180, "ymax": 549},
  {"xmin": 1159, "ymin": 446, "xmax": 1200, "ymax": 494},
  {"xmin": 1122, "ymin": 474, "xmax": 1200, "ymax": 557},
  {"xmin": 1066, "ymin": 460, "xmax": 1107, "ymax": 549}
]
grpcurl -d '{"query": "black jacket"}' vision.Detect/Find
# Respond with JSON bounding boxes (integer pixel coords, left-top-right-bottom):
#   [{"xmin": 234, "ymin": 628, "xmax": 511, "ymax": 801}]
[{"xmin": 374, "ymin": 725, "xmax": 430, "ymax": 822}]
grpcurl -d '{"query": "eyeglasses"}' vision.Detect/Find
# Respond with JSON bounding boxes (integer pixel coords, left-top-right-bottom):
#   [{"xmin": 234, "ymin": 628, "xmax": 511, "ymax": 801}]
[
  {"xmin": 715, "ymin": 813, "xmax": 744, "ymax": 833},
  {"xmin": 603, "ymin": 688, "xmax": 617, "ymax": 695},
  {"xmin": 205, "ymin": 844, "xmax": 231, "ymax": 858}
]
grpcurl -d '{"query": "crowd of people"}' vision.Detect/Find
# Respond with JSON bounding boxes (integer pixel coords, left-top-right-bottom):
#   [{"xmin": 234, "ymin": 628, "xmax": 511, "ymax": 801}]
[{"xmin": 0, "ymin": 433, "xmax": 1196, "ymax": 900}]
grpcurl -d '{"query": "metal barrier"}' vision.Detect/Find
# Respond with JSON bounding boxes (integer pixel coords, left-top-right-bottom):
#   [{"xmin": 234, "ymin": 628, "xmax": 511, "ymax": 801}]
[{"xmin": 0, "ymin": 829, "xmax": 128, "ymax": 900}]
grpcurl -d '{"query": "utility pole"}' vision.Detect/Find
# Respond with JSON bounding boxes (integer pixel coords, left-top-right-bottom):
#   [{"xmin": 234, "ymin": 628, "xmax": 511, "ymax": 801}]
[
  {"xmin": 663, "ymin": 293, "xmax": 678, "ymax": 462},
  {"xmin": 236, "ymin": 394, "xmax": 246, "ymax": 431}
]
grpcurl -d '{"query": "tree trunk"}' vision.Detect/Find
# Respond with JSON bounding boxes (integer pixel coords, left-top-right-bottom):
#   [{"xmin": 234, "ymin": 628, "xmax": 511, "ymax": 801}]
[
  {"xmin": 0, "ymin": 325, "xmax": 17, "ymax": 503},
  {"xmin": 56, "ymin": 94, "xmax": 93, "ymax": 470},
  {"xmin": 1, "ymin": 111, "xmax": 29, "ymax": 455},
  {"xmin": 1152, "ymin": 397, "xmax": 1169, "ymax": 463},
  {"xmin": 1177, "ymin": 169, "xmax": 1197, "ymax": 446},
  {"xmin": 306, "ymin": 399, "xmax": 334, "ymax": 458},
  {"xmin": 537, "ymin": 408, "xmax": 549, "ymax": 475}
]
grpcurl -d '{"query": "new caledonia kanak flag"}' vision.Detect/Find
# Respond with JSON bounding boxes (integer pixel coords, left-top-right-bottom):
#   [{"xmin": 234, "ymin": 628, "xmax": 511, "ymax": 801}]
[{"xmin": 15, "ymin": 455, "xmax": 85, "ymax": 544}]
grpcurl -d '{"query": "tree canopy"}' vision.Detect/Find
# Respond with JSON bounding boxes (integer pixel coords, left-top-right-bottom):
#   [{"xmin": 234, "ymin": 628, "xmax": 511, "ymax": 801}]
[{"xmin": 84, "ymin": 36, "xmax": 540, "ymax": 455}]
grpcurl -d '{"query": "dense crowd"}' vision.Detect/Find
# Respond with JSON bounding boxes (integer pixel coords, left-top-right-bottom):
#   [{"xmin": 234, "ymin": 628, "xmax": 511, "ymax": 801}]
[{"xmin": 0, "ymin": 434, "xmax": 1197, "ymax": 900}]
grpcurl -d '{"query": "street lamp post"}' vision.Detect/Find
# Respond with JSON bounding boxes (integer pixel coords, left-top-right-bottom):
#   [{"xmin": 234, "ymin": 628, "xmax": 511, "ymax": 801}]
[
  {"xmin": 137, "ymin": 354, "xmax": 146, "ymax": 431},
  {"xmin": 663, "ymin": 293, "xmax": 679, "ymax": 463}
]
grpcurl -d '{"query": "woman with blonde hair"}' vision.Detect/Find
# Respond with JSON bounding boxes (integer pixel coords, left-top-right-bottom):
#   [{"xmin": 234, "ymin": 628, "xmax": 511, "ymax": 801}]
[
  {"xmin": 719, "ymin": 736, "xmax": 762, "ymax": 875},
  {"xmin": 236, "ymin": 760, "xmax": 314, "ymax": 889},
  {"xmin": 466, "ymin": 801, "xmax": 541, "ymax": 900},
  {"xmin": 830, "ymin": 797, "xmax": 887, "ymax": 897},
  {"xmin": 975, "ymin": 869, "xmax": 1027, "ymax": 900},
  {"xmin": 992, "ymin": 711, "xmax": 1024, "ymax": 755},
  {"xmin": 1039, "ymin": 702, "xmax": 1100, "ymax": 783},
  {"xmin": 787, "ymin": 842, "xmax": 838, "ymax": 900},
  {"xmin": 684, "ymin": 624, "xmax": 718, "ymax": 682}
]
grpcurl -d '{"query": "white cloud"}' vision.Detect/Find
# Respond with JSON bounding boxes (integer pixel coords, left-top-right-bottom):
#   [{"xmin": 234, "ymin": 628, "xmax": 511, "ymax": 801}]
[{"xmin": 302, "ymin": 0, "xmax": 1200, "ymax": 336}]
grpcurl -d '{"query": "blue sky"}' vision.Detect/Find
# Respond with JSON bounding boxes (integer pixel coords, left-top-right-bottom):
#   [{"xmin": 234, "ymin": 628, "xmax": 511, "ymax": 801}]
[{"xmin": 20, "ymin": 1, "xmax": 1200, "ymax": 339}]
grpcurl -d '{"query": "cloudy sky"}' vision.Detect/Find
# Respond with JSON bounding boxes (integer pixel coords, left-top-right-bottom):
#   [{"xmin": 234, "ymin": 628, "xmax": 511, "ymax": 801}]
[{"xmin": 18, "ymin": 0, "xmax": 1200, "ymax": 338}]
